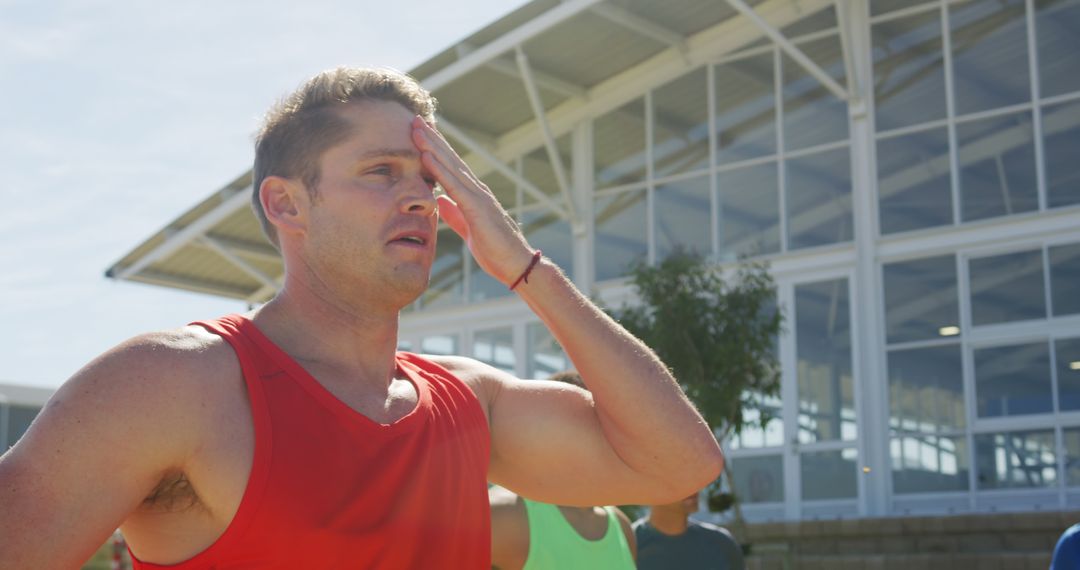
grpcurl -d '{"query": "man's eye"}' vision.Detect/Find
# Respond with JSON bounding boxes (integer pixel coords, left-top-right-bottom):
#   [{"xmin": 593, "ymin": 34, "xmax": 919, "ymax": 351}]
[
  {"xmin": 423, "ymin": 177, "xmax": 437, "ymax": 188},
  {"xmin": 368, "ymin": 166, "xmax": 393, "ymax": 176}
]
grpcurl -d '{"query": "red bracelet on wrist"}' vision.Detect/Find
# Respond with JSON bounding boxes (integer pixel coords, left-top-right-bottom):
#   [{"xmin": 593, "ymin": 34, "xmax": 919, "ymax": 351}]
[{"xmin": 509, "ymin": 250, "xmax": 543, "ymax": 291}]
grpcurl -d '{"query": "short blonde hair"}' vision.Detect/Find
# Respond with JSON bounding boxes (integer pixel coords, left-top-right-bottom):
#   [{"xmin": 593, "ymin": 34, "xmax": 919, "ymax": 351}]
[{"xmin": 252, "ymin": 66, "xmax": 437, "ymax": 247}]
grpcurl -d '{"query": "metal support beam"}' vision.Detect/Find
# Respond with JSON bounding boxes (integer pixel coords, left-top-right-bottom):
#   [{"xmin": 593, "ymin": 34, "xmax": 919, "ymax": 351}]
[
  {"xmin": 201, "ymin": 233, "xmax": 281, "ymax": 264},
  {"xmin": 455, "ymin": 43, "xmax": 588, "ymax": 100},
  {"xmin": 835, "ymin": 0, "xmax": 861, "ymax": 105},
  {"xmin": 725, "ymin": 0, "xmax": 850, "ymax": 101},
  {"xmin": 437, "ymin": 116, "xmax": 571, "ymax": 220},
  {"xmin": 108, "ymin": 187, "xmax": 250, "ymax": 281},
  {"xmin": 515, "ymin": 46, "xmax": 579, "ymax": 226},
  {"xmin": 424, "ymin": 0, "xmax": 605, "ymax": 91},
  {"xmin": 197, "ymin": 236, "xmax": 279, "ymax": 290},
  {"xmin": 590, "ymin": 3, "xmax": 687, "ymax": 53}
]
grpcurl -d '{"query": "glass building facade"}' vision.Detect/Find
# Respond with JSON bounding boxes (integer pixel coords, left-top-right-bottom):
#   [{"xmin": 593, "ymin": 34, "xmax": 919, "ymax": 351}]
[{"xmin": 399, "ymin": 0, "xmax": 1080, "ymax": 521}]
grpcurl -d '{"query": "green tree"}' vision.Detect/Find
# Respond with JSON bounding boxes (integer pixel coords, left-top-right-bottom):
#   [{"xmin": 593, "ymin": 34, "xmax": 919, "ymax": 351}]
[{"xmin": 610, "ymin": 249, "xmax": 783, "ymax": 535}]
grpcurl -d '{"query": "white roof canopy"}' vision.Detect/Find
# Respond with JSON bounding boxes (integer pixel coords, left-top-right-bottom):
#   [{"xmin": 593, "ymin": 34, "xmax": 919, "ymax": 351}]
[{"xmin": 106, "ymin": 0, "xmax": 841, "ymax": 302}]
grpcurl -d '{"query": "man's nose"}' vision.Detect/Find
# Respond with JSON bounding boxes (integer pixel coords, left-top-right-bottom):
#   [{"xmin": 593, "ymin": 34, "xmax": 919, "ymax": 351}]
[{"xmin": 401, "ymin": 175, "xmax": 437, "ymax": 215}]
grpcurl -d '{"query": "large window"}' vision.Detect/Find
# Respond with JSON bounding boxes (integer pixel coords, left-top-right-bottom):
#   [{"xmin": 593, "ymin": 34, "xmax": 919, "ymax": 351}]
[
  {"xmin": 593, "ymin": 24, "xmax": 854, "ymax": 282},
  {"xmin": 884, "ymin": 238, "xmax": 1080, "ymax": 499},
  {"xmin": 873, "ymin": 0, "xmax": 1080, "ymax": 236},
  {"xmin": 473, "ymin": 327, "xmax": 516, "ymax": 374}
]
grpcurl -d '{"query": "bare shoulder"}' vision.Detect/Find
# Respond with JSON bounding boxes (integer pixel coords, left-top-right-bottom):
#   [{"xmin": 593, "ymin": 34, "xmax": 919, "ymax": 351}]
[
  {"xmin": 421, "ymin": 353, "xmax": 507, "ymax": 383},
  {"xmin": 72, "ymin": 325, "xmax": 236, "ymax": 400},
  {"xmin": 41, "ymin": 325, "xmax": 241, "ymax": 448},
  {"xmin": 0, "ymin": 324, "xmax": 242, "ymax": 567},
  {"xmin": 420, "ymin": 354, "xmax": 512, "ymax": 407}
]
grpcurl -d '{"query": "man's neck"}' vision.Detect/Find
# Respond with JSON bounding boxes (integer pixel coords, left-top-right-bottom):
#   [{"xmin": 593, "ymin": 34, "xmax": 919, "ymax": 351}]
[
  {"xmin": 253, "ymin": 278, "xmax": 402, "ymax": 388},
  {"xmin": 647, "ymin": 506, "xmax": 689, "ymax": 536}
]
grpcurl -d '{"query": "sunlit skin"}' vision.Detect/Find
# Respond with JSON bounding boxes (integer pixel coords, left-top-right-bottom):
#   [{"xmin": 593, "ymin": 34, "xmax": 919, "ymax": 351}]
[
  {"xmin": 489, "ymin": 486, "xmax": 637, "ymax": 570},
  {"xmin": 272, "ymin": 101, "xmax": 442, "ymax": 318},
  {"xmin": 0, "ymin": 94, "xmax": 723, "ymax": 569}
]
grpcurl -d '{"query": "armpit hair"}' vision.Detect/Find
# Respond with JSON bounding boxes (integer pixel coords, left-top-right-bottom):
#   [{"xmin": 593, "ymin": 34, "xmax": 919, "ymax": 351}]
[{"xmin": 142, "ymin": 472, "xmax": 202, "ymax": 513}]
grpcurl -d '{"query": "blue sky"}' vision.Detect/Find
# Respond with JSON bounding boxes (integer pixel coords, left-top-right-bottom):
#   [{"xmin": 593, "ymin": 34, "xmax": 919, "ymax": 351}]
[{"xmin": 0, "ymin": 0, "xmax": 528, "ymax": 388}]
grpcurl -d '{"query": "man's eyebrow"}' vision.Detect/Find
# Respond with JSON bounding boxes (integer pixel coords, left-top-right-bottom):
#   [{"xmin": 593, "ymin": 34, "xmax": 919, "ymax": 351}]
[{"xmin": 354, "ymin": 148, "xmax": 420, "ymax": 161}]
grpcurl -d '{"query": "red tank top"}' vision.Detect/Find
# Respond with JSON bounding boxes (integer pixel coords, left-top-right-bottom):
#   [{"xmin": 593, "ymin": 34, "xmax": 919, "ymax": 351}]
[{"xmin": 129, "ymin": 314, "xmax": 491, "ymax": 569}]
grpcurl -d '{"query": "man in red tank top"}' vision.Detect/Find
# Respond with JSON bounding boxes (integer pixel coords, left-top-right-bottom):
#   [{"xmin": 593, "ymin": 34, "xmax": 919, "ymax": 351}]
[{"xmin": 0, "ymin": 66, "xmax": 724, "ymax": 569}]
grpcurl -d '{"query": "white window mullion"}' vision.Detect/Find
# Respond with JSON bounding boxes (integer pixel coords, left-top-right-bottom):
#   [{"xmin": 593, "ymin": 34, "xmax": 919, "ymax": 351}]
[
  {"xmin": 775, "ymin": 47, "xmax": 789, "ymax": 252},
  {"xmin": 1026, "ymin": 0, "xmax": 1048, "ymax": 212},
  {"xmin": 942, "ymin": 2, "xmax": 962, "ymax": 226}
]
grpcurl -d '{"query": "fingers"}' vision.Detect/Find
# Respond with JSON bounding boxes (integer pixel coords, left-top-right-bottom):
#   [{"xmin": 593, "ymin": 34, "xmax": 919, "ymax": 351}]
[
  {"xmin": 436, "ymin": 195, "xmax": 469, "ymax": 240},
  {"xmin": 411, "ymin": 117, "xmax": 493, "ymax": 201}
]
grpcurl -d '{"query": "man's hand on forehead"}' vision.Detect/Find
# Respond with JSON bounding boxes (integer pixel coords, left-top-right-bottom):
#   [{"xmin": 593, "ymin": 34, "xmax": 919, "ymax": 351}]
[{"xmin": 411, "ymin": 116, "xmax": 536, "ymax": 287}]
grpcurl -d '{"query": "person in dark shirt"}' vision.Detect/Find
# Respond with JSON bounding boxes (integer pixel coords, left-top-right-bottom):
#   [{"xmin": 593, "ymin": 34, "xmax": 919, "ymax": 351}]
[
  {"xmin": 633, "ymin": 490, "xmax": 745, "ymax": 570},
  {"xmin": 1052, "ymin": 522, "xmax": 1080, "ymax": 569}
]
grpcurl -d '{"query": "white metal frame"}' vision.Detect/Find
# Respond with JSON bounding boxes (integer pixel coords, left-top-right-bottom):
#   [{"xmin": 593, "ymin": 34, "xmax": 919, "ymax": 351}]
[{"xmin": 399, "ymin": 0, "xmax": 1080, "ymax": 522}]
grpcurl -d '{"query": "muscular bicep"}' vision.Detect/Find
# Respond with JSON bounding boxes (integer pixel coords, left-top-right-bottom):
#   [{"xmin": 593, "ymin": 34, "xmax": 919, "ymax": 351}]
[
  {"xmin": 484, "ymin": 374, "xmax": 659, "ymax": 507},
  {"xmin": 0, "ymin": 336, "xmax": 205, "ymax": 568}
]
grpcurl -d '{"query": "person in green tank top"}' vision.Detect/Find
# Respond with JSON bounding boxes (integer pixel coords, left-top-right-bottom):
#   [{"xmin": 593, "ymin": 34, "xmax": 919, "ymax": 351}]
[
  {"xmin": 489, "ymin": 487, "xmax": 636, "ymax": 570},
  {"xmin": 489, "ymin": 372, "xmax": 637, "ymax": 570}
]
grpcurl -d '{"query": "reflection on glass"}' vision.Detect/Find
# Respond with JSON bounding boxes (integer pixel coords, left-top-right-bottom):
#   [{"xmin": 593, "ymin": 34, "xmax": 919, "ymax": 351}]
[
  {"xmin": 802, "ymin": 448, "xmax": 858, "ymax": 500},
  {"xmin": 783, "ymin": 36, "xmax": 849, "ymax": 151},
  {"xmin": 594, "ymin": 98, "xmax": 647, "ymax": 188},
  {"xmin": 522, "ymin": 209, "xmax": 573, "ymax": 279},
  {"xmin": 420, "ymin": 334, "xmax": 458, "ymax": 356},
  {"xmin": 871, "ymin": 0, "xmax": 937, "ymax": 17},
  {"xmin": 975, "ymin": 430, "xmax": 1056, "ymax": 489},
  {"xmin": 883, "ymin": 254, "xmax": 959, "ymax": 344},
  {"xmin": 1051, "ymin": 243, "xmax": 1080, "ymax": 316},
  {"xmin": 522, "ymin": 138, "xmax": 571, "ymax": 207},
  {"xmin": 732, "ymin": 455, "xmax": 784, "ymax": 503},
  {"xmin": 473, "ymin": 327, "xmax": 515, "ymax": 374},
  {"xmin": 1043, "ymin": 100, "xmax": 1080, "ymax": 209},
  {"xmin": 957, "ymin": 112, "xmax": 1038, "ymax": 222},
  {"xmin": 796, "ymin": 278, "xmax": 855, "ymax": 443},
  {"xmin": 1036, "ymin": 0, "xmax": 1080, "ymax": 98},
  {"xmin": 888, "ymin": 345, "xmax": 965, "ymax": 434},
  {"xmin": 729, "ymin": 391, "xmax": 783, "ymax": 450},
  {"xmin": 1064, "ymin": 427, "xmax": 1080, "ymax": 486},
  {"xmin": 785, "ymin": 148, "xmax": 853, "ymax": 250},
  {"xmin": 891, "ymin": 433, "xmax": 969, "ymax": 494},
  {"xmin": 654, "ymin": 68, "xmax": 709, "ymax": 178},
  {"xmin": 969, "ymin": 249, "xmax": 1046, "ymax": 326},
  {"xmin": 950, "ymin": 0, "xmax": 1030, "ymax": 116},
  {"xmin": 469, "ymin": 255, "xmax": 509, "ymax": 304},
  {"xmin": 5, "ymin": 406, "xmax": 39, "ymax": 448},
  {"xmin": 872, "ymin": 11, "xmax": 947, "ymax": 131},
  {"xmin": 975, "ymin": 342, "xmax": 1052, "ymax": 418},
  {"xmin": 423, "ymin": 229, "xmax": 464, "ymax": 309},
  {"xmin": 655, "ymin": 176, "xmax": 711, "ymax": 261},
  {"xmin": 718, "ymin": 163, "xmax": 781, "ymax": 258},
  {"xmin": 1057, "ymin": 338, "xmax": 1080, "ymax": 411},
  {"xmin": 877, "ymin": 128, "xmax": 952, "ymax": 234},
  {"xmin": 715, "ymin": 53, "xmax": 776, "ymax": 165},
  {"xmin": 526, "ymin": 322, "xmax": 568, "ymax": 379},
  {"xmin": 594, "ymin": 189, "xmax": 647, "ymax": 282}
]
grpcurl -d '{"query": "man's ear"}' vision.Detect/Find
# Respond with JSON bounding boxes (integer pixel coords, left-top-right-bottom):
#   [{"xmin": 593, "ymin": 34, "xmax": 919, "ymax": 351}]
[{"xmin": 260, "ymin": 176, "xmax": 309, "ymax": 237}]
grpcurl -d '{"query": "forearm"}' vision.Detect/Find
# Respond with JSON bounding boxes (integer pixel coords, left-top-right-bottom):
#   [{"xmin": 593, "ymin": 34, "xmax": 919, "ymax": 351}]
[{"xmin": 514, "ymin": 257, "xmax": 723, "ymax": 494}]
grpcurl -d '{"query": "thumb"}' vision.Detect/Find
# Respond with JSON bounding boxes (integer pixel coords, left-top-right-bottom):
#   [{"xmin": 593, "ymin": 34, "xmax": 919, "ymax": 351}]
[{"xmin": 437, "ymin": 195, "xmax": 470, "ymax": 241}]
